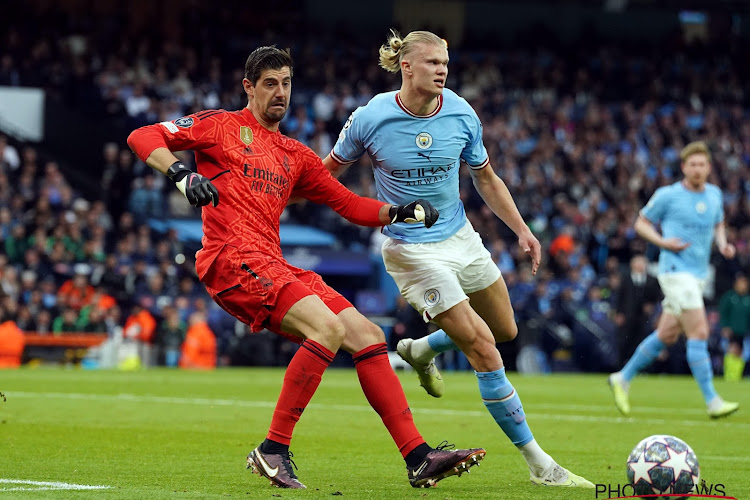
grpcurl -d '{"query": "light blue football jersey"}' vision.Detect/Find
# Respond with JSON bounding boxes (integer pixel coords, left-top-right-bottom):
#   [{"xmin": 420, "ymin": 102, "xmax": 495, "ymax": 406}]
[
  {"xmin": 640, "ymin": 181, "xmax": 724, "ymax": 279},
  {"xmin": 331, "ymin": 89, "xmax": 489, "ymax": 243}
]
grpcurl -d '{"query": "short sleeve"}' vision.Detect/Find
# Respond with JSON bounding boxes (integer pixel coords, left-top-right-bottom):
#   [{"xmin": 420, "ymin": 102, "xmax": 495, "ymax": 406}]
[
  {"xmin": 330, "ymin": 107, "xmax": 366, "ymax": 164},
  {"xmin": 714, "ymin": 188, "xmax": 724, "ymax": 225},
  {"xmin": 460, "ymin": 107, "xmax": 489, "ymax": 170},
  {"xmin": 640, "ymin": 187, "xmax": 668, "ymax": 224}
]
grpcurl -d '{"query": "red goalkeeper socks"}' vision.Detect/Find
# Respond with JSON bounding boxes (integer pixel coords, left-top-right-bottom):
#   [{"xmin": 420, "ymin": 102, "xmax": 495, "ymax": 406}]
[
  {"xmin": 353, "ymin": 343, "xmax": 425, "ymax": 457},
  {"xmin": 267, "ymin": 339, "xmax": 334, "ymax": 445}
]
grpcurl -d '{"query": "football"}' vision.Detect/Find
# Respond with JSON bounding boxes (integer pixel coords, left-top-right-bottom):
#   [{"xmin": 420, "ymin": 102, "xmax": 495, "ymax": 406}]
[{"xmin": 626, "ymin": 435, "xmax": 700, "ymax": 499}]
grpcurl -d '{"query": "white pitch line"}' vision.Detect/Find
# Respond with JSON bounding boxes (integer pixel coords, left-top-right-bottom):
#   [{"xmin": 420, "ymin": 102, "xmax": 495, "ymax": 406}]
[
  {"xmin": 529, "ymin": 402, "xmax": 710, "ymax": 416},
  {"xmin": 0, "ymin": 479, "xmax": 112, "ymax": 491},
  {"xmin": 7, "ymin": 391, "xmax": 750, "ymax": 429}
]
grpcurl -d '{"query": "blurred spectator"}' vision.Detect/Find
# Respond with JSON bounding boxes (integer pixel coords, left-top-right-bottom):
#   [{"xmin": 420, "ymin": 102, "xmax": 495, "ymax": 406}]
[
  {"xmin": 52, "ymin": 307, "xmax": 81, "ymax": 334},
  {"xmin": 719, "ymin": 274, "xmax": 750, "ymax": 381},
  {"xmin": 123, "ymin": 304, "xmax": 156, "ymax": 366},
  {"xmin": 156, "ymin": 306, "xmax": 185, "ymax": 367},
  {"xmin": 78, "ymin": 305, "xmax": 108, "ymax": 333},
  {"xmin": 57, "ymin": 264, "xmax": 95, "ymax": 310},
  {"xmin": 179, "ymin": 311, "xmax": 217, "ymax": 370},
  {"xmin": 614, "ymin": 255, "xmax": 662, "ymax": 367},
  {"xmin": 128, "ymin": 174, "xmax": 163, "ymax": 223},
  {"xmin": 0, "ymin": 313, "xmax": 24, "ymax": 368}
]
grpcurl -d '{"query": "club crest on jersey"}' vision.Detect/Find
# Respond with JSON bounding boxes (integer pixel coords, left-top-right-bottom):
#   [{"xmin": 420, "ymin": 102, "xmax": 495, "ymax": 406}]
[
  {"xmin": 695, "ymin": 201, "xmax": 707, "ymax": 214},
  {"xmin": 174, "ymin": 117, "xmax": 194, "ymax": 128},
  {"xmin": 240, "ymin": 126, "xmax": 253, "ymax": 145},
  {"xmin": 424, "ymin": 288, "xmax": 440, "ymax": 307},
  {"xmin": 416, "ymin": 132, "xmax": 433, "ymax": 149}
]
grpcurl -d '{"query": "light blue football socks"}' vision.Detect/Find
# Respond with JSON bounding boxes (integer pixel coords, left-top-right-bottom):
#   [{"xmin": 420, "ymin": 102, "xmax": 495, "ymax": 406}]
[
  {"xmin": 686, "ymin": 339, "xmax": 717, "ymax": 404},
  {"xmin": 621, "ymin": 331, "xmax": 664, "ymax": 382},
  {"xmin": 426, "ymin": 329, "xmax": 459, "ymax": 353},
  {"xmin": 476, "ymin": 367, "xmax": 533, "ymax": 446}
]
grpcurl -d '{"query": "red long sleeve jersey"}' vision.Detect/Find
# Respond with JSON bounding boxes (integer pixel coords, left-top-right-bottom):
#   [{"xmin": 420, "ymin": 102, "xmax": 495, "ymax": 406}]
[{"xmin": 127, "ymin": 108, "xmax": 386, "ymax": 270}]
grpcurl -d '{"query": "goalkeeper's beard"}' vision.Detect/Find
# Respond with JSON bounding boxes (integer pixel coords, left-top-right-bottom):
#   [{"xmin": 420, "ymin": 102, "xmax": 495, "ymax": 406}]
[{"xmin": 263, "ymin": 103, "xmax": 287, "ymax": 123}]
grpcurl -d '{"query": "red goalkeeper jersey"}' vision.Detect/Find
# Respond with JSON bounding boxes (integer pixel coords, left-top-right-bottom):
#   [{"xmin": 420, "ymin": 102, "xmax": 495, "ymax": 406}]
[{"xmin": 127, "ymin": 108, "xmax": 386, "ymax": 276}]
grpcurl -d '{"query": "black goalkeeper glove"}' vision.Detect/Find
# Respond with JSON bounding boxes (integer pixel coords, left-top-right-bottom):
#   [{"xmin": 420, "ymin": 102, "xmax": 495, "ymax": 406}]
[
  {"xmin": 389, "ymin": 199, "xmax": 439, "ymax": 228},
  {"xmin": 166, "ymin": 161, "xmax": 219, "ymax": 207}
]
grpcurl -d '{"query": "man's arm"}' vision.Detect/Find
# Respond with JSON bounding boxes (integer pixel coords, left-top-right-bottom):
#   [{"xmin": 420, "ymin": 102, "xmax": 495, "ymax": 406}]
[
  {"xmin": 714, "ymin": 222, "xmax": 736, "ymax": 259},
  {"xmin": 140, "ymin": 147, "xmax": 181, "ymax": 175},
  {"xmin": 469, "ymin": 162, "xmax": 541, "ymax": 274},
  {"xmin": 634, "ymin": 215, "xmax": 689, "ymax": 252},
  {"xmin": 294, "ymin": 150, "xmax": 437, "ymax": 228},
  {"xmin": 322, "ymin": 154, "xmax": 354, "ymax": 179},
  {"xmin": 287, "ymin": 154, "xmax": 354, "ymax": 206},
  {"xmin": 127, "ymin": 117, "xmax": 219, "ymax": 207}
]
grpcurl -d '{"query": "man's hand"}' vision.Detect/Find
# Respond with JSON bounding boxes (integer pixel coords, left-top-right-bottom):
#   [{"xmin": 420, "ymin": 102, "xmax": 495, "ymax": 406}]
[
  {"xmin": 518, "ymin": 230, "xmax": 542, "ymax": 275},
  {"xmin": 167, "ymin": 161, "xmax": 219, "ymax": 207},
  {"xmin": 661, "ymin": 238, "xmax": 690, "ymax": 252},
  {"xmin": 719, "ymin": 243, "xmax": 736, "ymax": 259},
  {"xmin": 389, "ymin": 199, "xmax": 439, "ymax": 228}
]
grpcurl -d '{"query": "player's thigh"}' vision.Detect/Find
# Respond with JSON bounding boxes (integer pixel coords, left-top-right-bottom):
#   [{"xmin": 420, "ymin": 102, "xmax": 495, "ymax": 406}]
[
  {"xmin": 466, "ymin": 275, "xmax": 517, "ymax": 343},
  {"xmin": 432, "ymin": 300, "xmax": 502, "ymax": 371},
  {"xmin": 656, "ymin": 312, "xmax": 682, "ymax": 345},
  {"xmin": 280, "ymin": 292, "xmax": 345, "ymax": 351},
  {"xmin": 679, "ymin": 308, "xmax": 709, "ymax": 340},
  {"xmin": 450, "ymin": 226, "xmax": 513, "ymax": 340},
  {"xmin": 381, "ymin": 238, "xmax": 468, "ymax": 322},
  {"xmin": 433, "ymin": 300, "xmax": 496, "ymax": 350},
  {"xmin": 337, "ymin": 307, "xmax": 386, "ymax": 354},
  {"xmin": 278, "ymin": 269, "xmax": 354, "ymax": 349}
]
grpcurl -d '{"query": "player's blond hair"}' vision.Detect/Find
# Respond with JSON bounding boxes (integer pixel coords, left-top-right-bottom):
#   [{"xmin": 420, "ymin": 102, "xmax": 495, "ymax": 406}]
[
  {"xmin": 378, "ymin": 29, "xmax": 447, "ymax": 73},
  {"xmin": 680, "ymin": 141, "xmax": 711, "ymax": 163}
]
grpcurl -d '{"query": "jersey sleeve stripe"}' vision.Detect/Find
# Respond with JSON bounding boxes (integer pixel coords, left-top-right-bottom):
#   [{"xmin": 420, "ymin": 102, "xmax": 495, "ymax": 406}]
[
  {"xmin": 329, "ymin": 149, "xmax": 356, "ymax": 165},
  {"xmin": 199, "ymin": 111, "xmax": 224, "ymax": 120},
  {"xmin": 467, "ymin": 157, "xmax": 490, "ymax": 170}
]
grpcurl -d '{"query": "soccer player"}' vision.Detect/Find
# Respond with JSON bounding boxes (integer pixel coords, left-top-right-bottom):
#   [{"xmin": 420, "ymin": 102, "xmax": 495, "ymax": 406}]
[
  {"xmin": 127, "ymin": 46, "xmax": 485, "ymax": 490},
  {"xmin": 324, "ymin": 30, "xmax": 593, "ymax": 488},
  {"xmin": 608, "ymin": 141, "xmax": 739, "ymax": 419}
]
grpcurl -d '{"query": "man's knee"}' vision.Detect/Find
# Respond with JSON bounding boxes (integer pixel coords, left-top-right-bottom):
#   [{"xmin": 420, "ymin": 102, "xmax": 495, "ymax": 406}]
[
  {"xmin": 309, "ymin": 315, "xmax": 347, "ymax": 346},
  {"xmin": 467, "ymin": 338, "xmax": 502, "ymax": 371},
  {"xmin": 360, "ymin": 320, "xmax": 385, "ymax": 343},
  {"xmin": 495, "ymin": 321, "xmax": 518, "ymax": 343},
  {"xmin": 342, "ymin": 319, "xmax": 385, "ymax": 353},
  {"xmin": 657, "ymin": 328, "xmax": 680, "ymax": 346}
]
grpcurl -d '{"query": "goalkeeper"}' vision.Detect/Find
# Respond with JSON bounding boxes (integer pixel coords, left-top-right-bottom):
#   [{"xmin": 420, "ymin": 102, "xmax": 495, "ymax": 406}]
[{"xmin": 128, "ymin": 45, "xmax": 485, "ymax": 490}]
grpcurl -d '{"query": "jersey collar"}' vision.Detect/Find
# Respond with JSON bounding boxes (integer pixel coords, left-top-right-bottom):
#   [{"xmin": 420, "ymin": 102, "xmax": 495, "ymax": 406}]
[
  {"xmin": 395, "ymin": 93, "xmax": 443, "ymax": 118},
  {"xmin": 241, "ymin": 107, "xmax": 280, "ymax": 134}
]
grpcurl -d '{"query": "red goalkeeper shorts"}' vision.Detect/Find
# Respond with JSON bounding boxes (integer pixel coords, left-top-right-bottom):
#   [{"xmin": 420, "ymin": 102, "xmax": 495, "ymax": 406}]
[{"xmin": 199, "ymin": 245, "xmax": 352, "ymax": 343}]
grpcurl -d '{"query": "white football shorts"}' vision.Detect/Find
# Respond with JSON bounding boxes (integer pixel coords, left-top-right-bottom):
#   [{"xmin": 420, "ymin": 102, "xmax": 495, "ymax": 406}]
[
  {"xmin": 657, "ymin": 272, "xmax": 706, "ymax": 316},
  {"xmin": 381, "ymin": 221, "xmax": 501, "ymax": 322}
]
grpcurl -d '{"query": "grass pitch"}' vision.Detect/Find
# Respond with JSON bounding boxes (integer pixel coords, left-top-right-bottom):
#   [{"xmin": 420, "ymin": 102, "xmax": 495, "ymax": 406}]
[{"xmin": 1, "ymin": 367, "xmax": 748, "ymax": 499}]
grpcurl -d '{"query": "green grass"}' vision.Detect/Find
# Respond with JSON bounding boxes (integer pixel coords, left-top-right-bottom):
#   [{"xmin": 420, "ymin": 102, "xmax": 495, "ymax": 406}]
[{"xmin": 0, "ymin": 367, "xmax": 748, "ymax": 499}]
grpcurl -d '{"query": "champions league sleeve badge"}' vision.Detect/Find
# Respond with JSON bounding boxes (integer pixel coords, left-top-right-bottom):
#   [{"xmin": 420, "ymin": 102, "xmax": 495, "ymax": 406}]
[{"xmin": 174, "ymin": 117, "xmax": 195, "ymax": 128}]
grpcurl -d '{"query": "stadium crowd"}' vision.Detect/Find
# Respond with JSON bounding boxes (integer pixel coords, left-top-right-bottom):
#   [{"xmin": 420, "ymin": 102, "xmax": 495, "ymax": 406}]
[{"xmin": 1, "ymin": 6, "xmax": 749, "ymax": 372}]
